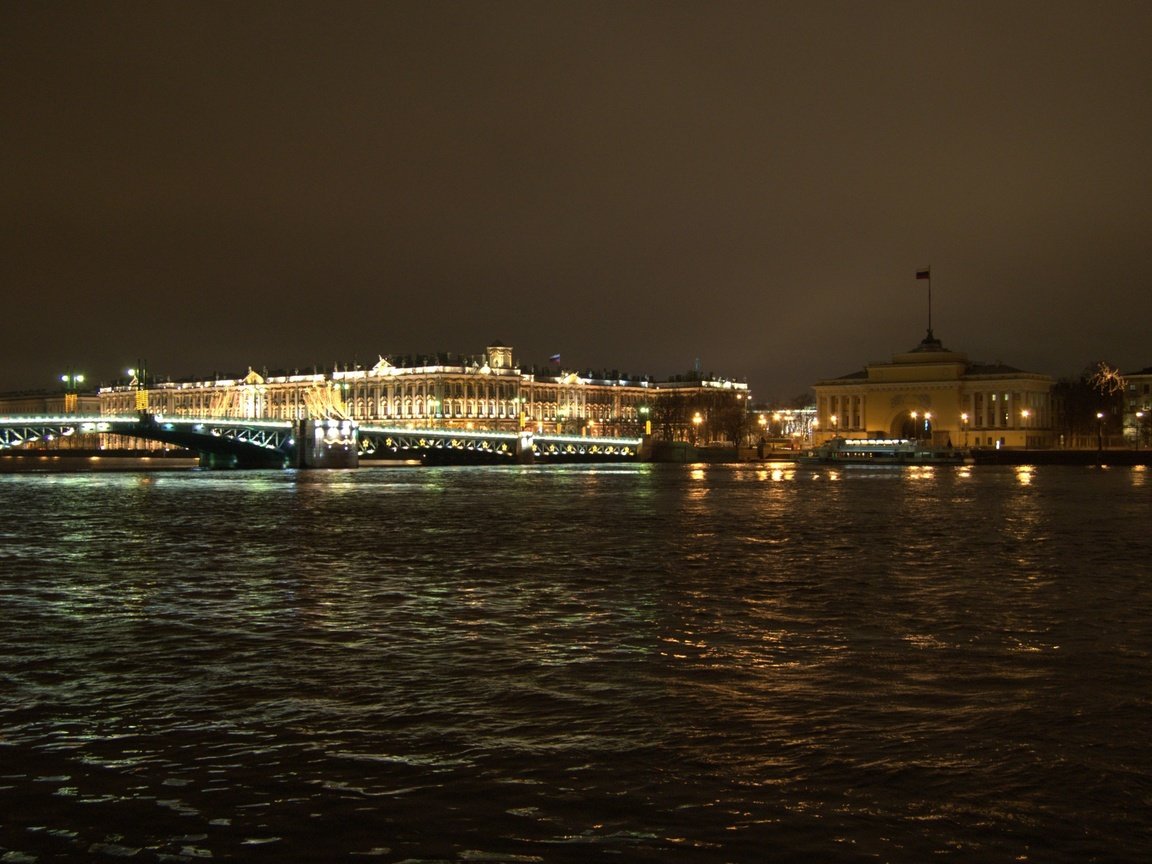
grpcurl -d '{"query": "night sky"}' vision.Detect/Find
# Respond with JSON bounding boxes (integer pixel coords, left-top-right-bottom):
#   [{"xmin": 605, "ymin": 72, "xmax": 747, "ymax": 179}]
[{"xmin": 4, "ymin": 1, "xmax": 1151, "ymax": 401}]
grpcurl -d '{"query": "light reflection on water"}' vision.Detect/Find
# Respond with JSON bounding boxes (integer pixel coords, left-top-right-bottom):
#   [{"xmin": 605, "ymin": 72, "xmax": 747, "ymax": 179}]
[{"xmin": 1, "ymin": 464, "xmax": 1151, "ymax": 863}]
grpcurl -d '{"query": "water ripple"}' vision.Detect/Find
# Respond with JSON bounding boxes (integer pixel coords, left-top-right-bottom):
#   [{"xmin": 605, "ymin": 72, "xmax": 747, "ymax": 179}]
[{"xmin": 1, "ymin": 465, "xmax": 1150, "ymax": 862}]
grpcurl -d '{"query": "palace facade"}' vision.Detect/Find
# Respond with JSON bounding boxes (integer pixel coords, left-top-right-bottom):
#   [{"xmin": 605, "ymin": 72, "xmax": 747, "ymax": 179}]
[
  {"xmin": 98, "ymin": 344, "xmax": 750, "ymax": 442},
  {"xmin": 812, "ymin": 332, "xmax": 1055, "ymax": 448}
]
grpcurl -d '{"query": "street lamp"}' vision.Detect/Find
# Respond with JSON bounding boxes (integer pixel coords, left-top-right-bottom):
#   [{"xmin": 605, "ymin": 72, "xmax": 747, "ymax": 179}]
[
  {"xmin": 1096, "ymin": 411, "xmax": 1105, "ymax": 451},
  {"xmin": 692, "ymin": 411, "xmax": 702, "ymax": 445},
  {"xmin": 127, "ymin": 362, "xmax": 149, "ymax": 414},
  {"xmin": 1137, "ymin": 411, "xmax": 1146, "ymax": 449},
  {"xmin": 961, "ymin": 412, "xmax": 969, "ymax": 447},
  {"xmin": 60, "ymin": 371, "xmax": 85, "ymax": 414}
]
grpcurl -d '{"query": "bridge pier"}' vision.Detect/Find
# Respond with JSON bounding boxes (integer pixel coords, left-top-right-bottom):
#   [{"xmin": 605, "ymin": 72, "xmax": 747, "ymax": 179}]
[
  {"xmin": 297, "ymin": 419, "xmax": 359, "ymax": 469},
  {"xmin": 515, "ymin": 430, "xmax": 535, "ymax": 464},
  {"xmin": 638, "ymin": 434, "xmax": 654, "ymax": 461},
  {"xmin": 199, "ymin": 452, "xmax": 239, "ymax": 470}
]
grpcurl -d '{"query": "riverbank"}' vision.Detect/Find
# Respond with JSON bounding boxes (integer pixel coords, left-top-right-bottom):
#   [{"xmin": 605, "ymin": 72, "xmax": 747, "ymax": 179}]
[
  {"xmin": 651, "ymin": 441, "xmax": 1152, "ymax": 467},
  {"xmin": 0, "ymin": 450, "xmax": 199, "ymax": 472},
  {"xmin": 970, "ymin": 448, "xmax": 1152, "ymax": 466}
]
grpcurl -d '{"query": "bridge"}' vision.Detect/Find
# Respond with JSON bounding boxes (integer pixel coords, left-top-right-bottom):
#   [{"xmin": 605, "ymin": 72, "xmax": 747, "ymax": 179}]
[
  {"xmin": 359, "ymin": 425, "xmax": 644, "ymax": 464},
  {"xmin": 0, "ymin": 415, "xmax": 647, "ymax": 468}
]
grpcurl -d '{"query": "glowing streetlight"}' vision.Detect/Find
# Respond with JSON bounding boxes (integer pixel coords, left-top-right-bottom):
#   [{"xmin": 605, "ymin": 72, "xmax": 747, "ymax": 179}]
[
  {"xmin": 692, "ymin": 411, "xmax": 702, "ymax": 445},
  {"xmin": 126, "ymin": 362, "xmax": 149, "ymax": 415},
  {"xmin": 60, "ymin": 370, "xmax": 85, "ymax": 414},
  {"xmin": 961, "ymin": 412, "xmax": 969, "ymax": 447}
]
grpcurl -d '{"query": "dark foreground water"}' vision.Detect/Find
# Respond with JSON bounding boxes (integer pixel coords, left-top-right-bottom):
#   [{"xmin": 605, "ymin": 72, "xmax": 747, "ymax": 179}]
[{"xmin": 2, "ymin": 463, "xmax": 1150, "ymax": 863}]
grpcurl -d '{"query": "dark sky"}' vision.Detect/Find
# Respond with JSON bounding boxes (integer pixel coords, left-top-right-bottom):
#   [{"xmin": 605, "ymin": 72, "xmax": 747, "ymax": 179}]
[{"xmin": 4, "ymin": 1, "xmax": 1151, "ymax": 401}]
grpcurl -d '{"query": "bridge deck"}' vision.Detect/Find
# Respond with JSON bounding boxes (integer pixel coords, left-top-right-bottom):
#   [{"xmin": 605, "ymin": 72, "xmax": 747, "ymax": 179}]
[{"xmin": 0, "ymin": 415, "xmax": 647, "ymax": 466}]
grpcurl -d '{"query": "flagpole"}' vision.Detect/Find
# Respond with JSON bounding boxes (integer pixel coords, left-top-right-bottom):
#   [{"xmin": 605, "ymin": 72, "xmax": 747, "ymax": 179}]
[{"xmin": 916, "ymin": 266, "xmax": 933, "ymax": 340}]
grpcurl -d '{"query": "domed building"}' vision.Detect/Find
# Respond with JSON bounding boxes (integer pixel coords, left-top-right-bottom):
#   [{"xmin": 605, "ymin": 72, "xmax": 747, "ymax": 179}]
[{"xmin": 812, "ymin": 331, "xmax": 1054, "ymax": 449}]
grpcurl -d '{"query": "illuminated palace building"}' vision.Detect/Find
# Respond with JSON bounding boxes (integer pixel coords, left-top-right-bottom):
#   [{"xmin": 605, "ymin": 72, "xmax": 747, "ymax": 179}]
[
  {"xmin": 812, "ymin": 332, "xmax": 1055, "ymax": 449},
  {"xmin": 98, "ymin": 344, "xmax": 749, "ymax": 441}
]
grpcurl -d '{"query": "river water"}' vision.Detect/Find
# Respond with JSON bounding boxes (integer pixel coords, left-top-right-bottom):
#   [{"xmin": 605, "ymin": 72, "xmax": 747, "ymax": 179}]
[{"xmin": 2, "ymin": 462, "xmax": 1150, "ymax": 863}]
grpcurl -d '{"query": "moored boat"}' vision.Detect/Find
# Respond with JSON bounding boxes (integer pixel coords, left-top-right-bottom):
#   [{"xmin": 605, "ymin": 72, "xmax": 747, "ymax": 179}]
[{"xmin": 798, "ymin": 436, "xmax": 967, "ymax": 466}]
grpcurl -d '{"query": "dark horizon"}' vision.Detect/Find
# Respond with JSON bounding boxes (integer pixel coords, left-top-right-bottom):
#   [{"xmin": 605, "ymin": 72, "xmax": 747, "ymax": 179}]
[{"xmin": 4, "ymin": 2, "xmax": 1151, "ymax": 401}]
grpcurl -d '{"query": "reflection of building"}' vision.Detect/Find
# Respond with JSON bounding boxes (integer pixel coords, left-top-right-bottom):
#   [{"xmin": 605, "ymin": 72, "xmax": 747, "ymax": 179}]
[
  {"xmin": 1124, "ymin": 366, "xmax": 1152, "ymax": 447},
  {"xmin": 812, "ymin": 333, "xmax": 1055, "ymax": 448},
  {"xmin": 98, "ymin": 344, "xmax": 749, "ymax": 441}
]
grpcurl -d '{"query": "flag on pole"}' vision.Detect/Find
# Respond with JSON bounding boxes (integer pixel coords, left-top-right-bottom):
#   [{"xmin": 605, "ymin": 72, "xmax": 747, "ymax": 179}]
[
  {"xmin": 548, "ymin": 353, "xmax": 561, "ymax": 364},
  {"xmin": 916, "ymin": 268, "xmax": 931, "ymax": 280}
]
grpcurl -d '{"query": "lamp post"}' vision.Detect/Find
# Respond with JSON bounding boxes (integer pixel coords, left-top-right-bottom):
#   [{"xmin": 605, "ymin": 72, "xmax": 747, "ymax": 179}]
[
  {"xmin": 1138, "ymin": 411, "xmax": 1146, "ymax": 449},
  {"xmin": 60, "ymin": 370, "xmax": 85, "ymax": 414},
  {"xmin": 961, "ymin": 412, "xmax": 969, "ymax": 448},
  {"xmin": 128, "ymin": 362, "xmax": 149, "ymax": 415},
  {"xmin": 639, "ymin": 405, "xmax": 650, "ymax": 436},
  {"xmin": 1096, "ymin": 411, "xmax": 1105, "ymax": 452},
  {"xmin": 692, "ymin": 411, "xmax": 702, "ymax": 445}
]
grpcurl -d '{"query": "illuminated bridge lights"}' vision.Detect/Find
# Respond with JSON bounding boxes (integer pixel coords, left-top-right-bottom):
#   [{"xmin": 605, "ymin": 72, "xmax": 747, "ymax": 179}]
[
  {"xmin": 0, "ymin": 415, "xmax": 296, "ymax": 456},
  {"xmin": 1, "ymin": 416, "xmax": 642, "ymax": 465}
]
